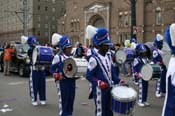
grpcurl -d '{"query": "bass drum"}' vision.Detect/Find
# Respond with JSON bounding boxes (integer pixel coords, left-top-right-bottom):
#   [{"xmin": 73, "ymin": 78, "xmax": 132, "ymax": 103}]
[
  {"xmin": 63, "ymin": 58, "xmax": 88, "ymax": 78},
  {"xmin": 32, "ymin": 46, "xmax": 53, "ymax": 65},
  {"xmin": 115, "ymin": 48, "xmax": 135, "ymax": 64},
  {"xmin": 141, "ymin": 64, "xmax": 161, "ymax": 81}
]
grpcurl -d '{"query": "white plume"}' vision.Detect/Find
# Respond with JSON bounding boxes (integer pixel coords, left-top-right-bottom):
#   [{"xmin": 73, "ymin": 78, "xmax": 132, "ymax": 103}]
[
  {"xmin": 21, "ymin": 35, "xmax": 28, "ymax": 44},
  {"xmin": 170, "ymin": 23, "xmax": 175, "ymax": 47},
  {"xmin": 156, "ymin": 34, "xmax": 163, "ymax": 41},
  {"xmin": 51, "ymin": 33, "xmax": 62, "ymax": 46},
  {"xmin": 85, "ymin": 25, "xmax": 97, "ymax": 40},
  {"xmin": 124, "ymin": 40, "xmax": 130, "ymax": 48},
  {"xmin": 130, "ymin": 42, "xmax": 137, "ymax": 50}
]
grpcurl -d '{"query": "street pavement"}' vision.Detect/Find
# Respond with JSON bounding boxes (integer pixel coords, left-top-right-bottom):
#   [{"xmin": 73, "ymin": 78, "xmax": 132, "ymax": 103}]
[{"xmin": 0, "ymin": 72, "xmax": 164, "ymax": 116}]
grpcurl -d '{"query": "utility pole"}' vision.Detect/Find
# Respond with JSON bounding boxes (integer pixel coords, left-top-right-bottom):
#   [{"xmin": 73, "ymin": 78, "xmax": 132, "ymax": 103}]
[
  {"xmin": 130, "ymin": 0, "xmax": 136, "ymax": 40},
  {"xmin": 23, "ymin": 0, "xmax": 28, "ymax": 36}
]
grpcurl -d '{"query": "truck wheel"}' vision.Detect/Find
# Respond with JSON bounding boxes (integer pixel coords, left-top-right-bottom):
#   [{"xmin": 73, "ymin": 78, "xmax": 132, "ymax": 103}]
[{"xmin": 19, "ymin": 63, "xmax": 25, "ymax": 77}]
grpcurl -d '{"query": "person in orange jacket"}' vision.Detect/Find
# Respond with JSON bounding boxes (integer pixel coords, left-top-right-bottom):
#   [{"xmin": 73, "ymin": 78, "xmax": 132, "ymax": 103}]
[{"xmin": 3, "ymin": 44, "xmax": 14, "ymax": 76}]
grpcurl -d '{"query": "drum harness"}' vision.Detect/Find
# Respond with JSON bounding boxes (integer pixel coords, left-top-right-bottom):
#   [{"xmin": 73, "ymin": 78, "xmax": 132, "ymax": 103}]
[
  {"xmin": 29, "ymin": 46, "xmax": 45, "ymax": 71},
  {"xmin": 55, "ymin": 53, "xmax": 78, "ymax": 79},
  {"xmin": 92, "ymin": 54, "xmax": 114, "ymax": 87},
  {"xmin": 55, "ymin": 53, "xmax": 66, "ymax": 77}
]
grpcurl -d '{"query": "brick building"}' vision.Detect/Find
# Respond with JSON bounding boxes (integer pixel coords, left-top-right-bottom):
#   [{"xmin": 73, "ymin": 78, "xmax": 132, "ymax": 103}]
[
  {"xmin": 0, "ymin": 0, "xmax": 63, "ymax": 46},
  {"xmin": 58, "ymin": 0, "xmax": 175, "ymax": 47}
]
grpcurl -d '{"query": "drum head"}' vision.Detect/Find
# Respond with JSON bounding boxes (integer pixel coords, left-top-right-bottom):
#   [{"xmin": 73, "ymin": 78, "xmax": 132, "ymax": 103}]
[
  {"xmin": 115, "ymin": 49, "xmax": 126, "ymax": 64},
  {"xmin": 32, "ymin": 46, "xmax": 38, "ymax": 65},
  {"xmin": 111, "ymin": 86, "xmax": 137, "ymax": 102},
  {"xmin": 63, "ymin": 58, "xmax": 77, "ymax": 78},
  {"xmin": 141, "ymin": 64, "xmax": 153, "ymax": 81}
]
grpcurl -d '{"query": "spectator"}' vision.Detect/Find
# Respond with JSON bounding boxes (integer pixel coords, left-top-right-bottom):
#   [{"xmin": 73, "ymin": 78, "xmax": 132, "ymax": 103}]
[
  {"xmin": 3, "ymin": 44, "xmax": 14, "ymax": 76},
  {"xmin": 115, "ymin": 43, "xmax": 121, "ymax": 51},
  {"xmin": 75, "ymin": 43, "xmax": 85, "ymax": 58}
]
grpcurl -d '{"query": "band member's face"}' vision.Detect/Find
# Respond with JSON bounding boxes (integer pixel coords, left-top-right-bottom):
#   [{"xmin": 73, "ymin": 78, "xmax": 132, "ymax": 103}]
[
  {"xmin": 64, "ymin": 47, "xmax": 72, "ymax": 56},
  {"xmin": 158, "ymin": 44, "xmax": 163, "ymax": 50},
  {"xmin": 100, "ymin": 44, "xmax": 109, "ymax": 53},
  {"xmin": 140, "ymin": 52, "xmax": 147, "ymax": 57}
]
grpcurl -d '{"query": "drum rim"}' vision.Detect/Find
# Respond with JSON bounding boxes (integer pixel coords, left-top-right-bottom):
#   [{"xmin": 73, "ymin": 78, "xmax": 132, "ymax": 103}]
[
  {"xmin": 115, "ymin": 49, "xmax": 127, "ymax": 64},
  {"xmin": 63, "ymin": 57, "xmax": 77, "ymax": 78},
  {"xmin": 141, "ymin": 63, "xmax": 153, "ymax": 81},
  {"xmin": 141, "ymin": 63, "xmax": 161, "ymax": 81},
  {"xmin": 111, "ymin": 86, "xmax": 137, "ymax": 102}
]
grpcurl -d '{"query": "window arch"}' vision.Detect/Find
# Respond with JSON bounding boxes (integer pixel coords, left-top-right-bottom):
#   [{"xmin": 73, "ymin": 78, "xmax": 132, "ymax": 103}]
[
  {"xmin": 156, "ymin": 7, "xmax": 162, "ymax": 25},
  {"xmin": 88, "ymin": 14, "xmax": 105, "ymax": 28}
]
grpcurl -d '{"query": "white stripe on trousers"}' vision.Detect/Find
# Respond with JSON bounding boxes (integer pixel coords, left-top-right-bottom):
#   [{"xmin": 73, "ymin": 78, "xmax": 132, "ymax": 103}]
[
  {"xmin": 156, "ymin": 78, "xmax": 161, "ymax": 94},
  {"xmin": 29, "ymin": 66, "xmax": 34, "ymax": 102},
  {"xmin": 138, "ymin": 79, "xmax": 143, "ymax": 103},
  {"xmin": 96, "ymin": 87, "xmax": 102, "ymax": 116},
  {"xmin": 55, "ymin": 81, "xmax": 62, "ymax": 116}
]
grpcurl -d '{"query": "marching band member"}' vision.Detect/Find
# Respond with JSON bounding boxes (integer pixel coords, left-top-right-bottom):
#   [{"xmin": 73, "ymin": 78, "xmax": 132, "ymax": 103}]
[
  {"xmin": 130, "ymin": 38, "xmax": 138, "ymax": 84},
  {"xmin": 85, "ymin": 25, "xmax": 99, "ymax": 99},
  {"xmin": 133, "ymin": 44, "xmax": 150, "ymax": 107},
  {"xmin": 27, "ymin": 36, "xmax": 47, "ymax": 106},
  {"xmin": 130, "ymin": 38, "xmax": 137, "ymax": 44},
  {"xmin": 50, "ymin": 33, "xmax": 76, "ymax": 116},
  {"xmin": 86, "ymin": 26, "xmax": 125, "ymax": 116},
  {"xmin": 130, "ymin": 42, "xmax": 139, "ymax": 85},
  {"xmin": 85, "ymin": 25, "xmax": 99, "ymax": 62},
  {"xmin": 152, "ymin": 34, "xmax": 167, "ymax": 97},
  {"xmin": 162, "ymin": 23, "xmax": 175, "ymax": 116}
]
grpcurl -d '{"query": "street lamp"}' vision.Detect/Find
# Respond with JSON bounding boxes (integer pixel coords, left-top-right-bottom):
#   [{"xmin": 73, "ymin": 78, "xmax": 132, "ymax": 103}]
[
  {"xmin": 23, "ymin": 0, "xmax": 28, "ymax": 36},
  {"xmin": 130, "ymin": 0, "xmax": 137, "ymax": 40}
]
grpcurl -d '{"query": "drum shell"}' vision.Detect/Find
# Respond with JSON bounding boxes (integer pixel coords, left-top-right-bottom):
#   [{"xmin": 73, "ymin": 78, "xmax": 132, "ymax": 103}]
[
  {"xmin": 63, "ymin": 58, "xmax": 87, "ymax": 78},
  {"xmin": 112, "ymin": 98, "xmax": 136, "ymax": 115},
  {"xmin": 32, "ymin": 46, "xmax": 53, "ymax": 65},
  {"xmin": 111, "ymin": 86, "xmax": 137, "ymax": 115},
  {"xmin": 74, "ymin": 58, "xmax": 88, "ymax": 77},
  {"xmin": 141, "ymin": 64, "xmax": 161, "ymax": 81}
]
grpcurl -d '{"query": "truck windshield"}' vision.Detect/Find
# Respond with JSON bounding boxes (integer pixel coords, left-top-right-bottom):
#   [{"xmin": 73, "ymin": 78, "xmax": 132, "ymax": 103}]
[{"xmin": 16, "ymin": 44, "xmax": 29, "ymax": 53}]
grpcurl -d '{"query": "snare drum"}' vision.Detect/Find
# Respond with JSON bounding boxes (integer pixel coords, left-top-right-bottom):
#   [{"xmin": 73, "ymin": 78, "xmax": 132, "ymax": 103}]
[
  {"xmin": 32, "ymin": 46, "xmax": 53, "ymax": 65},
  {"xmin": 63, "ymin": 58, "xmax": 88, "ymax": 78},
  {"xmin": 111, "ymin": 86, "xmax": 137, "ymax": 115},
  {"xmin": 141, "ymin": 64, "xmax": 161, "ymax": 81},
  {"xmin": 115, "ymin": 48, "xmax": 135, "ymax": 64}
]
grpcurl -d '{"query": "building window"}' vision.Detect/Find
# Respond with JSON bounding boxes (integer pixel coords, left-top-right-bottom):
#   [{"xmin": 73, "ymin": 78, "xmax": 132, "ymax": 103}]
[
  {"xmin": 119, "ymin": 13, "xmax": 129, "ymax": 27},
  {"xmin": 156, "ymin": 7, "xmax": 162, "ymax": 25},
  {"xmin": 38, "ymin": 15, "xmax": 41, "ymax": 21},
  {"xmin": 52, "ymin": 0, "xmax": 55, "ymax": 4},
  {"xmin": 52, "ymin": 7, "xmax": 55, "ymax": 12},
  {"xmin": 45, "ymin": 6, "xmax": 48, "ymax": 11},
  {"xmin": 119, "ymin": 34, "xmax": 123, "ymax": 44},
  {"xmin": 124, "ymin": 15, "xmax": 129, "ymax": 27},
  {"xmin": 37, "ymin": 31, "xmax": 40, "ymax": 36},
  {"xmin": 37, "ymin": 23, "xmax": 40, "ymax": 28},
  {"xmin": 119, "ymin": 15, "xmax": 124, "ymax": 27},
  {"xmin": 45, "ymin": 16, "xmax": 48, "ymax": 20},
  {"xmin": 45, "ymin": 32, "xmax": 48, "ymax": 36},
  {"xmin": 38, "ymin": 5, "xmax": 40, "ymax": 10},
  {"xmin": 45, "ymin": 24, "xmax": 48, "ymax": 28},
  {"xmin": 70, "ymin": 20, "xmax": 73, "ymax": 32},
  {"xmin": 52, "ymin": 16, "xmax": 55, "ymax": 21},
  {"xmin": 52, "ymin": 25, "xmax": 55, "ymax": 29}
]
